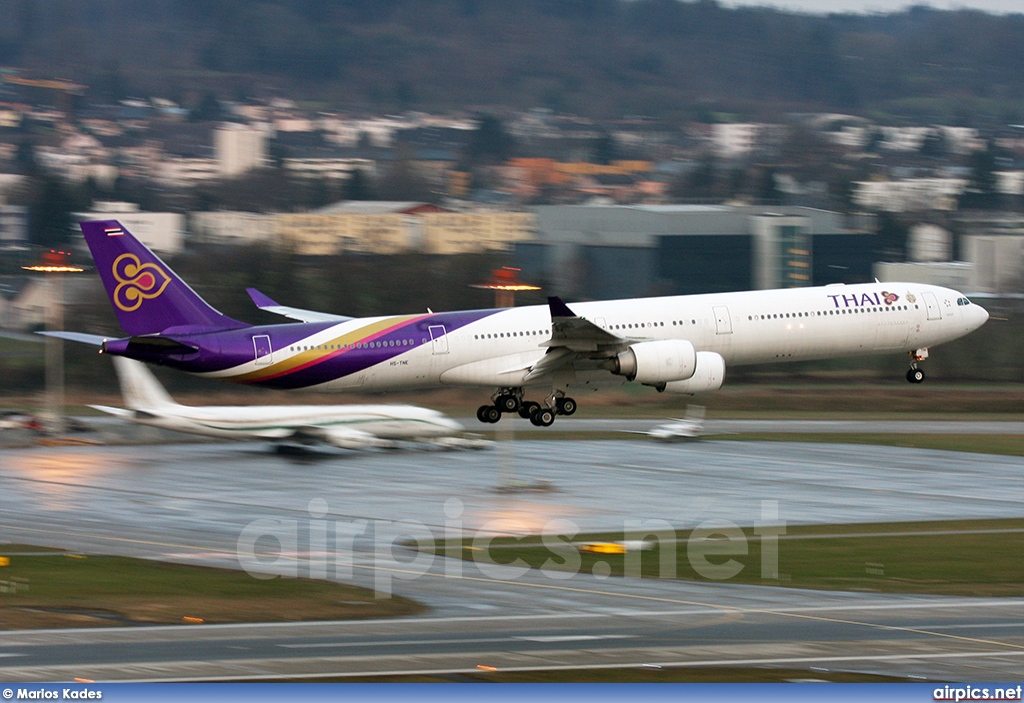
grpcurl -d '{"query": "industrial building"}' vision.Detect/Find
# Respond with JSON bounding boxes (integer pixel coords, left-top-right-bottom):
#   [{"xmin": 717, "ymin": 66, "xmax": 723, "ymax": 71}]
[{"xmin": 516, "ymin": 205, "xmax": 876, "ymax": 299}]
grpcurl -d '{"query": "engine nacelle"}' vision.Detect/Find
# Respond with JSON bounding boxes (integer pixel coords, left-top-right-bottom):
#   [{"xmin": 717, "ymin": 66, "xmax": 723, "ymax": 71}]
[
  {"xmin": 661, "ymin": 352, "xmax": 726, "ymax": 395},
  {"xmin": 318, "ymin": 427, "xmax": 387, "ymax": 450},
  {"xmin": 612, "ymin": 339, "xmax": 697, "ymax": 385}
]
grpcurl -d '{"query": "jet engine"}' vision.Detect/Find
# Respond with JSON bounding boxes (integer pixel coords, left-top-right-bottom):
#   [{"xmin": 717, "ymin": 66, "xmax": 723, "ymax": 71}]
[
  {"xmin": 610, "ymin": 340, "xmax": 697, "ymax": 385},
  {"xmin": 661, "ymin": 352, "xmax": 726, "ymax": 395},
  {"xmin": 301, "ymin": 426, "xmax": 385, "ymax": 450}
]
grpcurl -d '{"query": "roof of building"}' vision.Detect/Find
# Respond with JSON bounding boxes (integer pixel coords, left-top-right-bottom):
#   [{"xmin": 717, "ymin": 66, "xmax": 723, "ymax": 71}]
[{"xmin": 313, "ymin": 201, "xmax": 452, "ymax": 215}]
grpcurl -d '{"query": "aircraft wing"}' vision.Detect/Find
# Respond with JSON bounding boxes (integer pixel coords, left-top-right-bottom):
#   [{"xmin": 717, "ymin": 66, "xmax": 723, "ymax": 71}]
[
  {"xmin": 523, "ymin": 297, "xmax": 629, "ymax": 382},
  {"xmin": 246, "ymin": 288, "xmax": 353, "ymax": 323},
  {"xmin": 542, "ymin": 296, "xmax": 623, "ymax": 352}
]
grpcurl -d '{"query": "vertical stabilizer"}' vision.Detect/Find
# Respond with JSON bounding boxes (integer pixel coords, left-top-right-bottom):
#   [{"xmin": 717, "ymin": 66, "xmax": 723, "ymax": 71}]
[
  {"xmin": 80, "ymin": 220, "xmax": 247, "ymax": 336},
  {"xmin": 111, "ymin": 357, "xmax": 178, "ymax": 411}
]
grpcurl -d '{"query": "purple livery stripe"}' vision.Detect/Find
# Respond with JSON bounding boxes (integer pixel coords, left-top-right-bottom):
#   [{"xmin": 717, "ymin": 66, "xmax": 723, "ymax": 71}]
[{"xmin": 207, "ymin": 308, "xmax": 501, "ymax": 390}]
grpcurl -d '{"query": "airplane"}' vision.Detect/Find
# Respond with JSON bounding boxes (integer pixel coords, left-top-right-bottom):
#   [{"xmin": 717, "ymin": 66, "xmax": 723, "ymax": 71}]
[
  {"xmin": 50, "ymin": 220, "xmax": 989, "ymax": 428},
  {"xmin": 89, "ymin": 355, "xmax": 483, "ymax": 451},
  {"xmin": 625, "ymin": 406, "xmax": 706, "ymax": 441}
]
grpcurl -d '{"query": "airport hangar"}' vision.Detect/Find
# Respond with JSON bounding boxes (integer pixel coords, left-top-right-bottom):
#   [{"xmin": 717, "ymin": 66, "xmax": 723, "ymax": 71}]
[{"xmin": 515, "ymin": 204, "xmax": 877, "ymax": 300}]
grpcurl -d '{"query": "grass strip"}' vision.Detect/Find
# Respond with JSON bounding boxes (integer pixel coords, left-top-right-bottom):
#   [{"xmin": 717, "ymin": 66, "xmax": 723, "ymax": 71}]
[
  {"xmin": 0, "ymin": 546, "xmax": 423, "ymax": 629},
  {"xmin": 432, "ymin": 518, "xmax": 1024, "ymax": 598}
]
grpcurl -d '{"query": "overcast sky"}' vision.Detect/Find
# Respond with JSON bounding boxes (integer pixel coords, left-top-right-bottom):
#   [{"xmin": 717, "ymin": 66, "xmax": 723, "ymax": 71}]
[{"xmin": 719, "ymin": 0, "xmax": 1023, "ymax": 14}]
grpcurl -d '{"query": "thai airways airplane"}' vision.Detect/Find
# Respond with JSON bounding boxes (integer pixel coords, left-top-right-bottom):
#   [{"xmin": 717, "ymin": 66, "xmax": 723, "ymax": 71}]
[
  {"xmin": 91, "ymin": 356, "xmax": 476, "ymax": 450},
  {"xmin": 55, "ymin": 220, "xmax": 988, "ymax": 428}
]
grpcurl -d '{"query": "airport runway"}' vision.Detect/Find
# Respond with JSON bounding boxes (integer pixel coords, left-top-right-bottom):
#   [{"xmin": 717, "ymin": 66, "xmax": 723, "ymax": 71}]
[
  {"xmin": 1, "ymin": 438, "xmax": 1022, "ymax": 681},
  {"xmin": 489, "ymin": 417, "xmax": 1024, "ymax": 435}
]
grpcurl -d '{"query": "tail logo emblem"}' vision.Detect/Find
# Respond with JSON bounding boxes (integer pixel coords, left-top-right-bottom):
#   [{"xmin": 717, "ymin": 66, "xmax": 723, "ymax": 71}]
[{"xmin": 112, "ymin": 253, "xmax": 171, "ymax": 312}]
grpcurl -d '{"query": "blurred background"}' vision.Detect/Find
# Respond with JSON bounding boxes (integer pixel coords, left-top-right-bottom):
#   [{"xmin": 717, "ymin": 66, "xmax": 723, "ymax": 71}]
[{"xmin": 1, "ymin": 0, "xmax": 1023, "ymax": 405}]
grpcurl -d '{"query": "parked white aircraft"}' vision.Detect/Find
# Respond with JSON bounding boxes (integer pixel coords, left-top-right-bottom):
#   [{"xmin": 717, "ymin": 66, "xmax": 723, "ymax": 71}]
[
  {"xmin": 627, "ymin": 406, "xmax": 706, "ymax": 441},
  {"xmin": 90, "ymin": 357, "xmax": 483, "ymax": 450}
]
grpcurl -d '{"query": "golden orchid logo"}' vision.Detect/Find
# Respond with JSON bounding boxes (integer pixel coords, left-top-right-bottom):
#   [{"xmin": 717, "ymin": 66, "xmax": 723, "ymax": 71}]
[{"xmin": 112, "ymin": 253, "xmax": 171, "ymax": 312}]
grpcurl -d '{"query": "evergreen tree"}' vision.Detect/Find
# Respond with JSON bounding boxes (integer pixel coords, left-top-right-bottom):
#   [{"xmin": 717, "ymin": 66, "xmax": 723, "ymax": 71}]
[
  {"xmin": 466, "ymin": 115, "xmax": 514, "ymax": 166},
  {"xmin": 344, "ymin": 168, "xmax": 374, "ymax": 200},
  {"xmin": 960, "ymin": 145, "xmax": 999, "ymax": 210},
  {"xmin": 29, "ymin": 177, "xmax": 77, "ymax": 248}
]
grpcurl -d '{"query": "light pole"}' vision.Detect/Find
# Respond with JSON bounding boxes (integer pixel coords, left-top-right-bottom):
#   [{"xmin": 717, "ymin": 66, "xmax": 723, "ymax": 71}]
[
  {"xmin": 23, "ymin": 249, "xmax": 84, "ymax": 435},
  {"xmin": 470, "ymin": 267, "xmax": 541, "ymax": 491}
]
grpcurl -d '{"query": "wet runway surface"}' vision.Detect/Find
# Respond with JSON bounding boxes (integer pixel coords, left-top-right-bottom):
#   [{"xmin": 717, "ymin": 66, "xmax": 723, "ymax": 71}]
[{"xmin": 1, "ymin": 438, "xmax": 1022, "ymax": 681}]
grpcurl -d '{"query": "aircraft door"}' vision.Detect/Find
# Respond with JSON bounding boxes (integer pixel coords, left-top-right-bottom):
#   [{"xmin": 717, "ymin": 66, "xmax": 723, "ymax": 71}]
[
  {"xmin": 713, "ymin": 306, "xmax": 733, "ymax": 334},
  {"xmin": 921, "ymin": 292, "xmax": 942, "ymax": 321},
  {"xmin": 253, "ymin": 335, "xmax": 273, "ymax": 365},
  {"xmin": 428, "ymin": 325, "xmax": 449, "ymax": 354}
]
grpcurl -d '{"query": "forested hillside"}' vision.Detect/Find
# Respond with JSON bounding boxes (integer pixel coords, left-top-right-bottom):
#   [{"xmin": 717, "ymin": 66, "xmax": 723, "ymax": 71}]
[{"xmin": 2, "ymin": 0, "xmax": 1023, "ymax": 121}]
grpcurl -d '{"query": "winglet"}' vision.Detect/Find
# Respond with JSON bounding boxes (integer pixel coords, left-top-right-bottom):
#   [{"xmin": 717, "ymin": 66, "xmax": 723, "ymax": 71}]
[
  {"xmin": 246, "ymin": 287, "xmax": 353, "ymax": 323},
  {"xmin": 246, "ymin": 287, "xmax": 279, "ymax": 309},
  {"xmin": 548, "ymin": 296, "xmax": 577, "ymax": 319}
]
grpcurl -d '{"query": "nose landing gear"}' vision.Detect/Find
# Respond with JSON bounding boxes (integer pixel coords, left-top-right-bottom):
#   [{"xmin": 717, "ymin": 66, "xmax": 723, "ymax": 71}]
[{"xmin": 906, "ymin": 348, "xmax": 929, "ymax": 384}]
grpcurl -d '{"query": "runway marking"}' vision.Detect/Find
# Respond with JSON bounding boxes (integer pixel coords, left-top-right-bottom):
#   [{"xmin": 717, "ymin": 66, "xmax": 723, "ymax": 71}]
[
  {"xmin": 7, "ymin": 601, "xmax": 1024, "ymax": 639},
  {"xmin": 347, "ymin": 561, "xmax": 1024, "ymax": 654},
  {"xmin": 513, "ymin": 634, "xmax": 635, "ymax": 642},
  {"xmin": 279, "ymin": 636, "xmax": 514, "ymax": 649},
  {"xmin": 31, "ymin": 649, "xmax": 1024, "ymax": 683},
  {"xmin": 2, "ymin": 520, "xmax": 1023, "ymax": 656},
  {"xmin": 921, "ymin": 623, "xmax": 1024, "ymax": 631}
]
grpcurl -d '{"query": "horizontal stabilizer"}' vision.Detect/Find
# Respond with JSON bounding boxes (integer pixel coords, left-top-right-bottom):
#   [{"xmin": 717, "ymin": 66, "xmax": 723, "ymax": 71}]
[
  {"xmin": 37, "ymin": 331, "xmax": 109, "ymax": 346},
  {"xmin": 247, "ymin": 288, "xmax": 353, "ymax": 323},
  {"xmin": 87, "ymin": 404, "xmax": 132, "ymax": 418}
]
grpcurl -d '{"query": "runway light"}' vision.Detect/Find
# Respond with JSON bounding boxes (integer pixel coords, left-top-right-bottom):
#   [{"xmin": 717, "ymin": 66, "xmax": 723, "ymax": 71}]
[
  {"xmin": 73, "ymin": 678, "xmax": 94, "ymax": 684},
  {"xmin": 183, "ymin": 616, "xmax": 204, "ymax": 624},
  {"xmin": 66, "ymin": 554, "xmax": 86, "ymax": 559},
  {"xmin": 471, "ymin": 266, "xmax": 540, "ymax": 308},
  {"xmin": 476, "ymin": 664, "xmax": 498, "ymax": 672},
  {"xmin": 22, "ymin": 250, "xmax": 85, "ymax": 273}
]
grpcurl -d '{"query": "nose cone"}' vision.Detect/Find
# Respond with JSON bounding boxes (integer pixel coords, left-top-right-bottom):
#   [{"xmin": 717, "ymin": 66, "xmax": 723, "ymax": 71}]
[{"xmin": 971, "ymin": 303, "xmax": 989, "ymax": 331}]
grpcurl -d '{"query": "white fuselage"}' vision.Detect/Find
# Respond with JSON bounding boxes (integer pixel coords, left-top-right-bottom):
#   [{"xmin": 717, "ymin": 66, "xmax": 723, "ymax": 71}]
[
  {"xmin": 206, "ymin": 282, "xmax": 987, "ymax": 393},
  {"xmin": 138, "ymin": 404, "xmax": 464, "ymax": 441}
]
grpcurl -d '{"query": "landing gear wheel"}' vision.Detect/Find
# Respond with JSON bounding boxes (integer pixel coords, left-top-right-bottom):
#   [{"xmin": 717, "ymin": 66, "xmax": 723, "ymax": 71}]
[
  {"xmin": 555, "ymin": 396, "xmax": 577, "ymax": 416},
  {"xmin": 497, "ymin": 394, "xmax": 520, "ymax": 413},
  {"xmin": 519, "ymin": 401, "xmax": 540, "ymax": 419},
  {"xmin": 906, "ymin": 368, "xmax": 925, "ymax": 384},
  {"xmin": 477, "ymin": 405, "xmax": 501, "ymax": 423},
  {"xmin": 530, "ymin": 406, "xmax": 556, "ymax": 427}
]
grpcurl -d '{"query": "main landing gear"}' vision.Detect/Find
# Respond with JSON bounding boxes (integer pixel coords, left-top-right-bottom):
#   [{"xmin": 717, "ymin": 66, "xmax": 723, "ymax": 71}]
[
  {"xmin": 476, "ymin": 388, "xmax": 577, "ymax": 427},
  {"xmin": 906, "ymin": 348, "xmax": 928, "ymax": 384}
]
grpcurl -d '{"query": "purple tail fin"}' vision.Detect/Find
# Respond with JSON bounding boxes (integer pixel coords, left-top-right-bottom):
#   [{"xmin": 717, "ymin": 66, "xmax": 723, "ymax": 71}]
[{"xmin": 80, "ymin": 220, "xmax": 248, "ymax": 336}]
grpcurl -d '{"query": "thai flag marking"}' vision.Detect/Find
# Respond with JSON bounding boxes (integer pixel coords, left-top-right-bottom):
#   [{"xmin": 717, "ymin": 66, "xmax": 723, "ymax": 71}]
[{"xmin": 105, "ymin": 227, "xmax": 124, "ymax": 236}]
